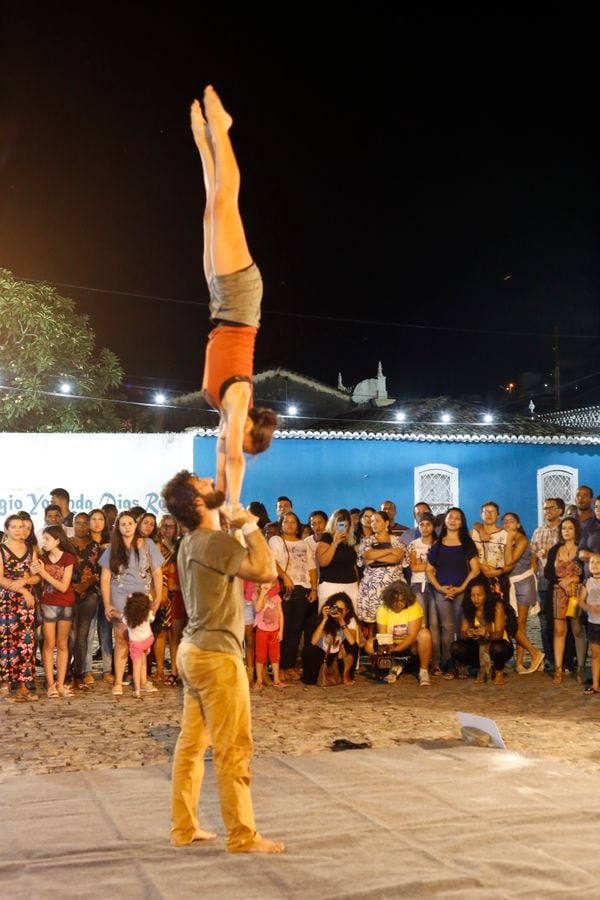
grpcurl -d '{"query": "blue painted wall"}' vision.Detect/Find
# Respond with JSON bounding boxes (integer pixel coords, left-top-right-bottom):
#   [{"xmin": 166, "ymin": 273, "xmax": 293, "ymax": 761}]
[{"xmin": 193, "ymin": 436, "xmax": 600, "ymax": 536}]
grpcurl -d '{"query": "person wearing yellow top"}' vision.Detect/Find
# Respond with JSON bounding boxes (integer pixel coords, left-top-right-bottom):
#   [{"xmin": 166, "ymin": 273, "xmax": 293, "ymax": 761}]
[
  {"xmin": 366, "ymin": 581, "xmax": 432, "ymax": 686},
  {"xmin": 450, "ymin": 578, "xmax": 514, "ymax": 685}
]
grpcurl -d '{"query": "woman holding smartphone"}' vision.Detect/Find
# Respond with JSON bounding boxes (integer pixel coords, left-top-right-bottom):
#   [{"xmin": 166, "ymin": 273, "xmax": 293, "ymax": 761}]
[{"xmin": 315, "ymin": 509, "xmax": 359, "ymax": 613}]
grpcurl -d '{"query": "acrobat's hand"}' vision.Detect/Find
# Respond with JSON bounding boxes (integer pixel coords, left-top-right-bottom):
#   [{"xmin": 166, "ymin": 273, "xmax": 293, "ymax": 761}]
[{"xmin": 223, "ymin": 503, "xmax": 255, "ymax": 529}]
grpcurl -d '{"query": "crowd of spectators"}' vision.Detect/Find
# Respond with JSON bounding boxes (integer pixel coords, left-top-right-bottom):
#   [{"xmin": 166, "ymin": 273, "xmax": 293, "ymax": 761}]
[{"xmin": 2, "ymin": 484, "xmax": 600, "ymax": 701}]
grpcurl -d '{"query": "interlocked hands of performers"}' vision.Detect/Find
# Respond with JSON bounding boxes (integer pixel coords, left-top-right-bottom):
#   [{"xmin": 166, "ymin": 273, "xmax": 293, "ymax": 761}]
[{"xmin": 223, "ymin": 503, "xmax": 257, "ymax": 529}]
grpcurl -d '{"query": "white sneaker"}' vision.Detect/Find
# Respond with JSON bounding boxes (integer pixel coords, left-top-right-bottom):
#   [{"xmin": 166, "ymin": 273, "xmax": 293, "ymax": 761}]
[
  {"xmin": 141, "ymin": 682, "xmax": 158, "ymax": 693},
  {"xmin": 419, "ymin": 670, "xmax": 431, "ymax": 687}
]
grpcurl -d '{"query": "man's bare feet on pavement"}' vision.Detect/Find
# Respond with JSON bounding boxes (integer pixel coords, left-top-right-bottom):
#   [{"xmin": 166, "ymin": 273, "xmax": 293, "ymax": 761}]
[
  {"xmin": 233, "ymin": 836, "xmax": 285, "ymax": 854},
  {"xmin": 192, "ymin": 828, "xmax": 217, "ymax": 842}
]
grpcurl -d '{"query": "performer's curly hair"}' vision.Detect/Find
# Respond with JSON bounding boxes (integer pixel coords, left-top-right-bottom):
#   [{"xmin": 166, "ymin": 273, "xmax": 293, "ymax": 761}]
[
  {"xmin": 124, "ymin": 592, "xmax": 152, "ymax": 630},
  {"xmin": 162, "ymin": 470, "xmax": 202, "ymax": 530}
]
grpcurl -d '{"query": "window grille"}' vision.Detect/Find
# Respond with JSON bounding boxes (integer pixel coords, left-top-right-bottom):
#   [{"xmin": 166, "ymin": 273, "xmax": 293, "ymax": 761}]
[
  {"xmin": 414, "ymin": 464, "xmax": 459, "ymax": 515},
  {"xmin": 536, "ymin": 465, "xmax": 578, "ymax": 524}
]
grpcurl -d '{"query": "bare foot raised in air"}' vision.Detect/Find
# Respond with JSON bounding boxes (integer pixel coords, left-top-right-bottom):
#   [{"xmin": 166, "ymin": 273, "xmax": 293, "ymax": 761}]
[
  {"xmin": 192, "ymin": 828, "xmax": 217, "ymax": 842},
  {"xmin": 190, "ymin": 99, "xmax": 211, "ymax": 150},
  {"xmin": 203, "ymin": 84, "xmax": 233, "ymax": 133}
]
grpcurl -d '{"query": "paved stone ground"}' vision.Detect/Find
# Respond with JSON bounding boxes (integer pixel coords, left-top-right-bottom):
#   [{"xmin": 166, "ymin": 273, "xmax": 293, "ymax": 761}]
[{"xmin": 2, "ymin": 656, "xmax": 599, "ymax": 779}]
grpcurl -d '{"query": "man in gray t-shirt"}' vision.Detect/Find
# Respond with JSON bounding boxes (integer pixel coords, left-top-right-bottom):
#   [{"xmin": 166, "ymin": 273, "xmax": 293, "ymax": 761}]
[{"xmin": 162, "ymin": 470, "xmax": 284, "ymax": 855}]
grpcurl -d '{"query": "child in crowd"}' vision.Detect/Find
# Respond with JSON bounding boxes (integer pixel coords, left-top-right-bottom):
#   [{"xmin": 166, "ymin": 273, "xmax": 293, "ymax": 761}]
[
  {"xmin": 253, "ymin": 580, "xmax": 286, "ymax": 689},
  {"xmin": 123, "ymin": 592, "xmax": 157, "ymax": 699},
  {"xmin": 579, "ymin": 553, "xmax": 600, "ymax": 696}
]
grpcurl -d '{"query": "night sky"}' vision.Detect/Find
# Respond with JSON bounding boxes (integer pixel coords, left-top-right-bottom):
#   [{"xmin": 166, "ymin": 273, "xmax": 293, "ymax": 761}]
[{"xmin": 1, "ymin": 8, "xmax": 598, "ymax": 415}]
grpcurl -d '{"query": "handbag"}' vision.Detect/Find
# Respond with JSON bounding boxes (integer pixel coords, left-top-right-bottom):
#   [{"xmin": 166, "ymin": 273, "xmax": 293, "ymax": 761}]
[
  {"xmin": 278, "ymin": 538, "xmax": 293, "ymax": 601},
  {"xmin": 317, "ymin": 636, "xmax": 342, "ymax": 686}
]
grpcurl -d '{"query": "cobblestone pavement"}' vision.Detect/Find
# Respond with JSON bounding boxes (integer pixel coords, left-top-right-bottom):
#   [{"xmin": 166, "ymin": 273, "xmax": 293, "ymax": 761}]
[{"xmin": 2, "ymin": 661, "xmax": 599, "ymax": 778}]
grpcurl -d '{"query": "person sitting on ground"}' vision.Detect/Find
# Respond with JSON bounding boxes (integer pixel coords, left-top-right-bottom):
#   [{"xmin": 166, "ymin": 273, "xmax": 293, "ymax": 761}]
[
  {"xmin": 191, "ymin": 85, "xmax": 277, "ymax": 506},
  {"xmin": 303, "ymin": 592, "xmax": 358, "ymax": 685},
  {"xmin": 450, "ymin": 578, "xmax": 514, "ymax": 685},
  {"xmin": 365, "ymin": 580, "xmax": 432, "ymax": 686}
]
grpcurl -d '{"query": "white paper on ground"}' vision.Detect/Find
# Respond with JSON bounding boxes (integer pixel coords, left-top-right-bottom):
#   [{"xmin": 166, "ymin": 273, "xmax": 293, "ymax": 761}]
[{"xmin": 457, "ymin": 711, "xmax": 506, "ymax": 749}]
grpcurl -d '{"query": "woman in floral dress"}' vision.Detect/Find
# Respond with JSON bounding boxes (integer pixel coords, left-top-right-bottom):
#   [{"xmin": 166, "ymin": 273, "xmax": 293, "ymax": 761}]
[
  {"xmin": 357, "ymin": 511, "xmax": 409, "ymax": 640},
  {"xmin": 0, "ymin": 515, "xmax": 40, "ymax": 701}
]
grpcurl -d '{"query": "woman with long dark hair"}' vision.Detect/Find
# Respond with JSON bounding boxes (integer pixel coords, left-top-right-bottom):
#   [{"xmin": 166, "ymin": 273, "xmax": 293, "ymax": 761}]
[
  {"xmin": 70, "ymin": 511, "xmax": 109, "ymax": 689},
  {"xmin": 426, "ymin": 507, "xmax": 480, "ymax": 678},
  {"xmin": 545, "ymin": 516, "xmax": 585, "ymax": 685},
  {"xmin": 450, "ymin": 578, "xmax": 514, "ymax": 685},
  {"xmin": 99, "ymin": 511, "xmax": 163, "ymax": 696},
  {"xmin": 32, "ymin": 525, "xmax": 77, "ymax": 698},
  {"xmin": 0, "ymin": 515, "xmax": 40, "ymax": 701}
]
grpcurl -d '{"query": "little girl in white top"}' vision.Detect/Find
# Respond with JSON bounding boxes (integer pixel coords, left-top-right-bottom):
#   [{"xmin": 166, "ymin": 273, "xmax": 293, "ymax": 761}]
[{"xmin": 123, "ymin": 592, "xmax": 157, "ymax": 699}]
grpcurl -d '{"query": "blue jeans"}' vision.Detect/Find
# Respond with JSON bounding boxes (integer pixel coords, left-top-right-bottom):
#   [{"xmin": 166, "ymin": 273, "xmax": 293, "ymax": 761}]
[
  {"xmin": 94, "ymin": 595, "xmax": 114, "ymax": 674},
  {"xmin": 413, "ymin": 585, "xmax": 441, "ymax": 670},
  {"xmin": 432, "ymin": 589, "xmax": 464, "ymax": 671}
]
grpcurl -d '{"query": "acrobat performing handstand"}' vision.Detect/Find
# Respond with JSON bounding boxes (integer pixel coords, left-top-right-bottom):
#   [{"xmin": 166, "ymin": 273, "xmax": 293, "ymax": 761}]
[{"xmin": 192, "ymin": 85, "xmax": 277, "ymax": 507}]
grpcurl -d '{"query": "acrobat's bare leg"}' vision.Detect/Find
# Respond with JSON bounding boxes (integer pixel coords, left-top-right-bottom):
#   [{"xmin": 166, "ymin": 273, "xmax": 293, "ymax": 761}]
[
  {"xmin": 203, "ymin": 85, "xmax": 253, "ymax": 276},
  {"xmin": 191, "ymin": 98, "xmax": 216, "ymax": 284}
]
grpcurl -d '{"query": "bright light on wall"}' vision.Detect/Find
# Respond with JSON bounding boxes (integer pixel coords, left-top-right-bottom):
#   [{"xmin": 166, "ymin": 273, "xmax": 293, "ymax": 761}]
[
  {"xmin": 441, "ymin": 412, "xmax": 451, "ymax": 423},
  {"xmin": 59, "ymin": 382, "xmax": 72, "ymax": 394},
  {"xmin": 287, "ymin": 405, "xmax": 298, "ymax": 416},
  {"xmin": 154, "ymin": 393, "xmax": 167, "ymax": 405},
  {"xmin": 483, "ymin": 413, "xmax": 494, "ymax": 424},
  {"xmin": 395, "ymin": 411, "xmax": 406, "ymax": 422}
]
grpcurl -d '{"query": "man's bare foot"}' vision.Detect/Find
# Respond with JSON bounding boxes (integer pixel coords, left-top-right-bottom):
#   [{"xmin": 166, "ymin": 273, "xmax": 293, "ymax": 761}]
[
  {"xmin": 203, "ymin": 85, "xmax": 233, "ymax": 133},
  {"xmin": 231, "ymin": 836, "xmax": 285, "ymax": 854},
  {"xmin": 192, "ymin": 828, "xmax": 217, "ymax": 842}
]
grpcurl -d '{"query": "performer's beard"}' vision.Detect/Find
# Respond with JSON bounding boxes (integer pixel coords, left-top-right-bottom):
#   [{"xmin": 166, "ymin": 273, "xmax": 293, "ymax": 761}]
[{"xmin": 202, "ymin": 489, "xmax": 226, "ymax": 510}]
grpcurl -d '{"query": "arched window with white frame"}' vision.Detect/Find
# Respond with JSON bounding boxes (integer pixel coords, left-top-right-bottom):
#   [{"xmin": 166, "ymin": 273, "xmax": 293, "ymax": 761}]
[
  {"xmin": 414, "ymin": 464, "xmax": 459, "ymax": 515},
  {"xmin": 536, "ymin": 465, "xmax": 578, "ymax": 525}
]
